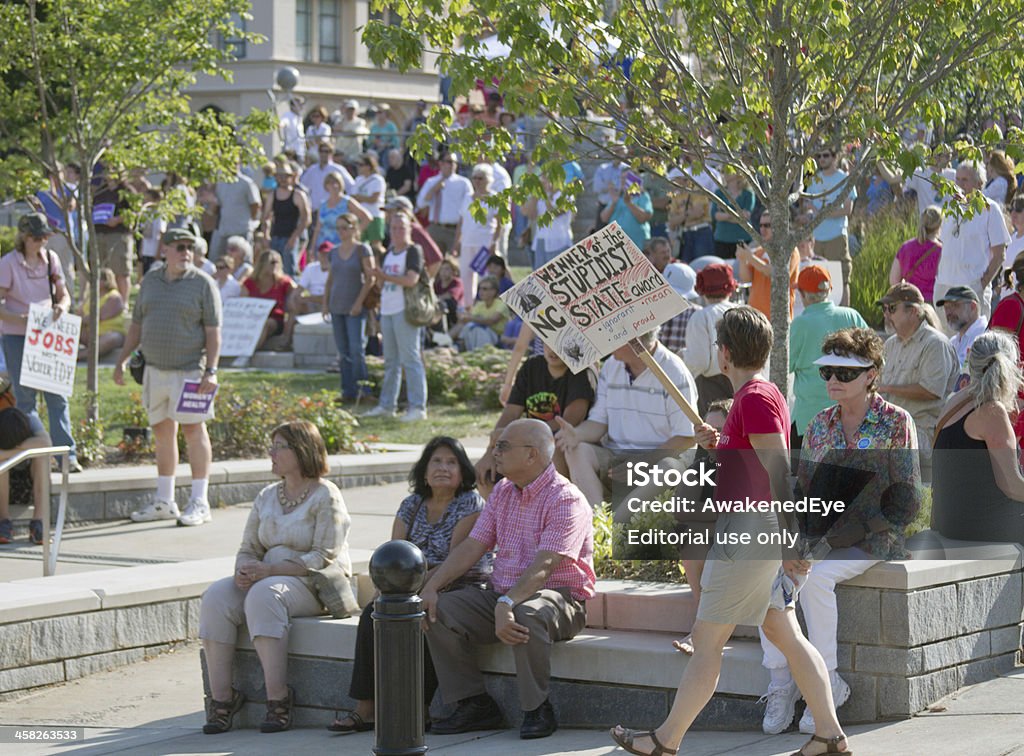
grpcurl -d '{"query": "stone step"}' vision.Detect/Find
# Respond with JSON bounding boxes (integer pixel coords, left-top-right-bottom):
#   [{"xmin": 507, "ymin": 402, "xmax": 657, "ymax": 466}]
[
  {"xmin": 229, "ymin": 616, "xmax": 770, "ymax": 730},
  {"xmin": 249, "ymin": 351, "xmax": 294, "ymax": 369}
]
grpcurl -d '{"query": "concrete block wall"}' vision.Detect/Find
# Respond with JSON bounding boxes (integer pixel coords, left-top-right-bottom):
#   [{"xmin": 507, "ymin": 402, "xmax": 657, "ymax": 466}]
[
  {"xmin": 46, "ymin": 449, "xmax": 426, "ymax": 524},
  {"xmin": 292, "ymin": 321, "xmax": 336, "ymax": 369},
  {"xmin": 0, "ymin": 558, "xmax": 234, "ymax": 697}
]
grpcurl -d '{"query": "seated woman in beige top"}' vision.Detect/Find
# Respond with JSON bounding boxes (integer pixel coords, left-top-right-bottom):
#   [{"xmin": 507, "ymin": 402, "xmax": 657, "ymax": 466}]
[{"xmin": 198, "ymin": 420, "xmax": 351, "ymax": 735}]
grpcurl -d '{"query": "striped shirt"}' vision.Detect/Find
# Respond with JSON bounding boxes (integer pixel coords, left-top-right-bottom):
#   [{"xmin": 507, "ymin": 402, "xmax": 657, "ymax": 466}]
[
  {"xmin": 589, "ymin": 343, "xmax": 697, "ymax": 450},
  {"xmin": 470, "ymin": 464, "xmax": 595, "ymax": 601}
]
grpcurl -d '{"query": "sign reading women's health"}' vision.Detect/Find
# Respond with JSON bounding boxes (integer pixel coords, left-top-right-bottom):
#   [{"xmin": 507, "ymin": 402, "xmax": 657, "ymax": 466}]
[
  {"xmin": 500, "ymin": 222, "xmax": 687, "ymax": 373},
  {"xmin": 219, "ymin": 298, "xmax": 276, "ymax": 357},
  {"xmin": 20, "ymin": 302, "xmax": 82, "ymax": 397}
]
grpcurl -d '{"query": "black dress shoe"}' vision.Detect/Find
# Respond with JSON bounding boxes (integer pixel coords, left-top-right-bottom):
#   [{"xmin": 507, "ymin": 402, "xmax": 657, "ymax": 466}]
[
  {"xmin": 520, "ymin": 698, "xmax": 557, "ymax": 739},
  {"xmin": 431, "ymin": 693, "xmax": 505, "ymax": 734}
]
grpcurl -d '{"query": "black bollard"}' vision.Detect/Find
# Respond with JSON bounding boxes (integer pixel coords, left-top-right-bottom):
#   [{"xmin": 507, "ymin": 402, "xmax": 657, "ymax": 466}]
[{"xmin": 370, "ymin": 539, "xmax": 428, "ymax": 756}]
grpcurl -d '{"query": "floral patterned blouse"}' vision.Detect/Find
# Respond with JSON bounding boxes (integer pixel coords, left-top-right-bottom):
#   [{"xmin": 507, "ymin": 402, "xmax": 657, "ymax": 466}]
[
  {"xmin": 397, "ymin": 490, "xmax": 494, "ymax": 586},
  {"xmin": 798, "ymin": 393, "xmax": 922, "ymax": 560}
]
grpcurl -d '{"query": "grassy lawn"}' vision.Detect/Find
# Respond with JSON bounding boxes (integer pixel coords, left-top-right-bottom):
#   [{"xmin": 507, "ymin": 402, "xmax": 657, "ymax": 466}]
[{"xmin": 69, "ymin": 367, "xmax": 502, "ymax": 455}]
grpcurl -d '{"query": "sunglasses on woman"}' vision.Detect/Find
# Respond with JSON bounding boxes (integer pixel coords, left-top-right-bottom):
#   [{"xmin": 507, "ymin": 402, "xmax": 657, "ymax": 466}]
[{"xmin": 819, "ymin": 366, "xmax": 870, "ymax": 382}]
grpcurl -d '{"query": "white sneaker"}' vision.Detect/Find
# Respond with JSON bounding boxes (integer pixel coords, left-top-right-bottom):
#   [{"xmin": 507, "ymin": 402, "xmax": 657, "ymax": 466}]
[
  {"xmin": 800, "ymin": 672, "xmax": 851, "ymax": 734},
  {"xmin": 130, "ymin": 499, "xmax": 180, "ymax": 522},
  {"xmin": 362, "ymin": 405, "xmax": 396, "ymax": 418},
  {"xmin": 399, "ymin": 408, "xmax": 427, "ymax": 423},
  {"xmin": 177, "ymin": 498, "xmax": 212, "ymax": 527},
  {"xmin": 760, "ymin": 680, "xmax": 801, "ymax": 735}
]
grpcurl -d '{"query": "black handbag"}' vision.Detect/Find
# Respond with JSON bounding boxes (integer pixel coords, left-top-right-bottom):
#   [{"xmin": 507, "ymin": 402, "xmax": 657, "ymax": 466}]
[{"xmin": 128, "ymin": 350, "xmax": 146, "ymax": 385}]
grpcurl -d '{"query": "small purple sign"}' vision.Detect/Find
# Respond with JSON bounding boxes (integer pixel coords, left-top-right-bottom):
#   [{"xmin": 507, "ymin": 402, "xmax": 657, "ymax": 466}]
[
  {"xmin": 470, "ymin": 245, "xmax": 491, "ymax": 275},
  {"xmin": 176, "ymin": 381, "xmax": 217, "ymax": 414}
]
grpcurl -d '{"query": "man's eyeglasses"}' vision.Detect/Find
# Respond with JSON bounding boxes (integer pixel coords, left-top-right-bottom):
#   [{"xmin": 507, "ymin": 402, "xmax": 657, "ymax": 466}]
[
  {"xmin": 819, "ymin": 366, "xmax": 870, "ymax": 383},
  {"xmin": 175, "ymin": 243, "xmax": 194, "ymax": 252},
  {"xmin": 215, "ymin": 264, "xmax": 229, "ymax": 271},
  {"xmin": 493, "ymin": 441, "xmax": 534, "ymax": 453},
  {"xmin": 881, "ymin": 303, "xmax": 903, "ymax": 314},
  {"xmin": 759, "ymin": 222, "xmax": 772, "ymax": 229}
]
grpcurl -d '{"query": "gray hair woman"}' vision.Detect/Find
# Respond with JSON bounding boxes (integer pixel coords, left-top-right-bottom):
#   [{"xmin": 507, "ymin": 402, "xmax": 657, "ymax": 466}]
[
  {"xmin": 454, "ymin": 162, "xmax": 500, "ymax": 307},
  {"xmin": 225, "ymin": 236, "xmax": 254, "ymax": 283},
  {"xmin": 932, "ymin": 330, "xmax": 1024, "ymax": 546}
]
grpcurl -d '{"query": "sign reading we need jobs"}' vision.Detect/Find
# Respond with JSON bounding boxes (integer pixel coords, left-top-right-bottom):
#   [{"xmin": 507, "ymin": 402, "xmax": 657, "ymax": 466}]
[
  {"xmin": 20, "ymin": 301, "xmax": 82, "ymax": 397},
  {"xmin": 501, "ymin": 223, "xmax": 687, "ymax": 373}
]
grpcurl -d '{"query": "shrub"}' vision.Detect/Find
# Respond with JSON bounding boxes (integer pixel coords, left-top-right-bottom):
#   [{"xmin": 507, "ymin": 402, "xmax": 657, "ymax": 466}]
[
  {"xmin": 366, "ymin": 347, "xmax": 509, "ymax": 409},
  {"xmin": 592, "ymin": 502, "xmax": 686, "ymax": 583},
  {"xmin": 74, "ymin": 410, "xmax": 105, "ymax": 467},
  {"xmin": 207, "ymin": 383, "xmax": 363, "ymax": 458},
  {"xmin": 850, "ymin": 202, "xmax": 918, "ymax": 328}
]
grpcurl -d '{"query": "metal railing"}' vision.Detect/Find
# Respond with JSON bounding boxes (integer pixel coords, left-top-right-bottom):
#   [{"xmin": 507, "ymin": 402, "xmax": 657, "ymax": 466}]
[{"xmin": 0, "ymin": 445, "xmax": 70, "ymax": 576}]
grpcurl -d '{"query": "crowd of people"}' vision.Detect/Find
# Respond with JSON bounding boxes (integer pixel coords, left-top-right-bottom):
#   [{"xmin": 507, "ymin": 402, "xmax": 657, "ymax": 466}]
[{"xmin": 5, "ymin": 102, "xmax": 1024, "ymax": 755}]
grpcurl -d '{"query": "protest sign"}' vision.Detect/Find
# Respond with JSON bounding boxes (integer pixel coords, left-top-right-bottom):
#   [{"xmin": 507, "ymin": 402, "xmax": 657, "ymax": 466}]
[
  {"xmin": 219, "ymin": 298, "xmax": 275, "ymax": 357},
  {"xmin": 501, "ymin": 222, "xmax": 688, "ymax": 372},
  {"xmin": 176, "ymin": 381, "xmax": 218, "ymax": 415},
  {"xmin": 20, "ymin": 301, "xmax": 81, "ymax": 397},
  {"xmin": 502, "ymin": 222, "xmax": 700, "ymax": 423}
]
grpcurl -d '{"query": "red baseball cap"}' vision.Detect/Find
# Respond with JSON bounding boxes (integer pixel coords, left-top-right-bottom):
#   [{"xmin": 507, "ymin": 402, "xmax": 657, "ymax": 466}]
[{"xmin": 797, "ymin": 264, "xmax": 831, "ymax": 293}]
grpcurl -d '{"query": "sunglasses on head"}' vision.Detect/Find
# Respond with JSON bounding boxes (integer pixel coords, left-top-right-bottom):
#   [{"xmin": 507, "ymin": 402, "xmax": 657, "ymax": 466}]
[{"xmin": 819, "ymin": 366, "xmax": 870, "ymax": 382}]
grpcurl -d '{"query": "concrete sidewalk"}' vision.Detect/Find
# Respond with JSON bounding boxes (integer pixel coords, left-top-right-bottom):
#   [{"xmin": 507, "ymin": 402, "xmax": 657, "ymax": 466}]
[
  {"xmin": 0, "ymin": 644, "xmax": 1021, "ymax": 755},
  {"xmin": 2, "ymin": 469, "xmax": 1023, "ymax": 755}
]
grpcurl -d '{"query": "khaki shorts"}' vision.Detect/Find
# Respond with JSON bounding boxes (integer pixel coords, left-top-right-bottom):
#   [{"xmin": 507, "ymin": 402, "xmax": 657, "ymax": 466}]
[
  {"xmin": 815, "ymin": 235, "xmax": 851, "ymax": 285},
  {"xmin": 142, "ymin": 366, "xmax": 215, "ymax": 425},
  {"xmin": 96, "ymin": 232, "xmax": 135, "ymax": 278}
]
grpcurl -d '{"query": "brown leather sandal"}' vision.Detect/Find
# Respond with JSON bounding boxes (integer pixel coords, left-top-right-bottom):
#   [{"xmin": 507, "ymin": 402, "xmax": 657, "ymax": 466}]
[
  {"xmin": 609, "ymin": 726, "xmax": 677, "ymax": 755},
  {"xmin": 260, "ymin": 686, "xmax": 294, "ymax": 733},
  {"xmin": 202, "ymin": 689, "xmax": 245, "ymax": 734},
  {"xmin": 789, "ymin": 733, "xmax": 852, "ymax": 755}
]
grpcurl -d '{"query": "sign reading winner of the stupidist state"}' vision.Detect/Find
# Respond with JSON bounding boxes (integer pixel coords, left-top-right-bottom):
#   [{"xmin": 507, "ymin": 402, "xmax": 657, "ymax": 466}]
[{"xmin": 501, "ymin": 222, "xmax": 687, "ymax": 374}]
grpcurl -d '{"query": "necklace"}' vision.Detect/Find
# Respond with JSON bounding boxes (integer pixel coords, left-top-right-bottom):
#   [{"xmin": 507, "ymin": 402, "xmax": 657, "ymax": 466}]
[{"xmin": 278, "ymin": 480, "xmax": 314, "ymax": 512}]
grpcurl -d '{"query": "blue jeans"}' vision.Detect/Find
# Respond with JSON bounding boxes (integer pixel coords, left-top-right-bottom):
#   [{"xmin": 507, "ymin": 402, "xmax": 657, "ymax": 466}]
[
  {"xmin": 680, "ymin": 225, "xmax": 714, "ymax": 263},
  {"xmin": 330, "ymin": 313, "xmax": 368, "ymax": 400},
  {"xmin": 378, "ymin": 313, "xmax": 427, "ymax": 412},
  {"xmin": 270, "ymin": 235, "xmax": 300, "ymax": 277},
  {"xmin": 2, "ymin": 334, "xmax": 77, "ymax": 464}
]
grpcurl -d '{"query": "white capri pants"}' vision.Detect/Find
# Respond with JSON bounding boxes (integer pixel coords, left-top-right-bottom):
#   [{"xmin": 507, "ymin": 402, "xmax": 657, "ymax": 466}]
[
  {"xmin": 198, "ymin": 575, "xmax": 323, "ymax": 643},
  {"xmin": 759, "ymin": 549, "xmax": 879, "ymax": 671}
]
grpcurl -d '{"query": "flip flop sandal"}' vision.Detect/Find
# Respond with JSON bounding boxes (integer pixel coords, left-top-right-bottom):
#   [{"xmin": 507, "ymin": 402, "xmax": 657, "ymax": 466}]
[
  {"xmin": 326, "ymin": 710, "xmax": 374, "ymax": 733},
  {"xmin": 609, "ymin": 726, "xmax": 678, "ymax": 756},
  {"xmin": 789, "ymin": 733, "xmax": 853, "ymax": 755}
]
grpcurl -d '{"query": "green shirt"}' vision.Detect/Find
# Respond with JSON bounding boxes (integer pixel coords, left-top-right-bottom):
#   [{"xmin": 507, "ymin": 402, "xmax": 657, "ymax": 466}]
[
  {"xmin": 134, "ymin": 265, "xmax": 222, "ymax": 371},
  {"xmin": 790, "ymin": 301, "xmax": 868, "ymax": 432}
]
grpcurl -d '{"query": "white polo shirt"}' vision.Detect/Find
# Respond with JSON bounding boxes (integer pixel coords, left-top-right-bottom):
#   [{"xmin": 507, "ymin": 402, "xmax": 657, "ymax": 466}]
[{"xmin": 588, "ymin": 344, "xmax": 697, "ymax": 450}]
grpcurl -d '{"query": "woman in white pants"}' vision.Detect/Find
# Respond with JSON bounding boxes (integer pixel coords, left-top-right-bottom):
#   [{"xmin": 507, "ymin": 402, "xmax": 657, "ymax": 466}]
[
  {"xmin": 759, "ymin": 327, "xmax": 921, "ymax": 736},
  {"xmin": 453, "ymin": 163, "xmax": 499, "ymax": 309}
]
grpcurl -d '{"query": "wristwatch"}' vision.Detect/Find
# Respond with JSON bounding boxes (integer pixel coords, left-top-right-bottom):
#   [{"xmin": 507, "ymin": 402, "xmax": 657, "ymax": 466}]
[
  {"xmin": 496, "ymin": 595, "xmax": 516, "ymax": 608},
  {"xmin": 204, "ymin": 367, "xmax": 218, "ymax": 375}
]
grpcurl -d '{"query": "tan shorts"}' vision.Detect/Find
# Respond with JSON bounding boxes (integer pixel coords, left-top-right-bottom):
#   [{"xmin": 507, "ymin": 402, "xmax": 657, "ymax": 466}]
[
  {"xmin": 142, "ymin": 366, "xmax": 215, "ymax": 425},
  {"xmin": 815, "ymin": 235, "xmax": 851, "ymax": 285},
  {"xmin": 96, "ymin": 232, "xmax": 135, "ymax": 278}
]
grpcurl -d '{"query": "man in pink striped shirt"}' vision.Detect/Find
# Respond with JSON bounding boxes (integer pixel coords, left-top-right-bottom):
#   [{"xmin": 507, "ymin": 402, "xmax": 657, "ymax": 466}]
[{"xmin": 421, "ymin": 418, "xmax": 595, "ymax": 740}]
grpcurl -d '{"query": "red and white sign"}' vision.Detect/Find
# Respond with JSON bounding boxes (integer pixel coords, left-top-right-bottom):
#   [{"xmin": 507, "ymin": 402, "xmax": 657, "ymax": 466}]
[{"xmin": 20, "ymin": 301, "xmax": 81, "ymax": 397}]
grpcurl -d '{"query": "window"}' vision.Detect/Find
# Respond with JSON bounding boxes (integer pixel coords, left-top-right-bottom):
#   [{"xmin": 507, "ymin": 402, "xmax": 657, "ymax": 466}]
[
  {"xmin": 318, "ymin": 0, "xmax": 341, "ymax": 63},
  {"xmin": 219, "ymin": 12, "xmax": 247, "ymax": 58},
  {"xmin": 296, "ymin": 0, "xmax": 313, "ymax": 62}
]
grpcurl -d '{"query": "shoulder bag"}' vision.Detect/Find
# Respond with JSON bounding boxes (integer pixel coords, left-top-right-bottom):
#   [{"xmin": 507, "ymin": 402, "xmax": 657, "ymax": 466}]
[{"xmin": 402, "ymin": 245, "xmax": 440, "ymax": 327}]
